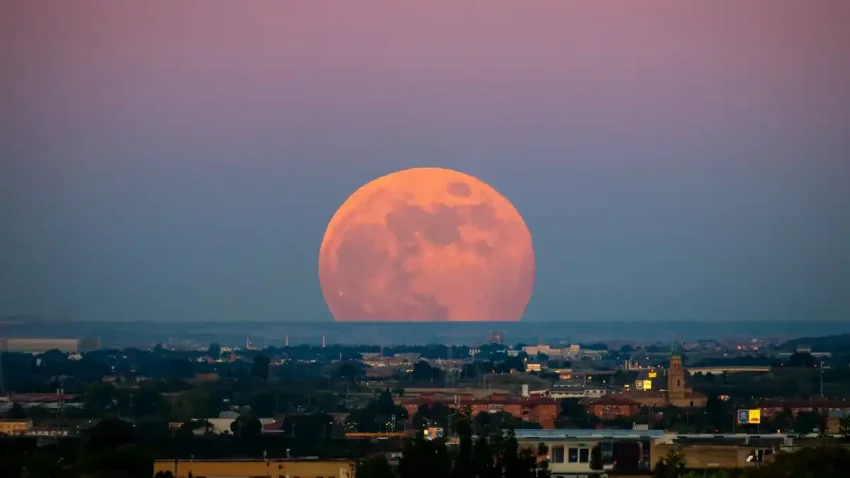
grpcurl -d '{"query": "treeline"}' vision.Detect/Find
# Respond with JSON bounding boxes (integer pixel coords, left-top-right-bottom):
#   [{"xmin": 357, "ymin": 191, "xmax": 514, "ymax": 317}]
[{"xmin": 358, "ymin": 413, "xmax": 551, "ymax": 478}]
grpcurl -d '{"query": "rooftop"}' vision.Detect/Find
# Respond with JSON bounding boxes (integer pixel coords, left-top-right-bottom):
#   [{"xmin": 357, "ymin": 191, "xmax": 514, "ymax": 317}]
[{"xmin": 515, "ymin": 429, "xmax": 666, "ymax": 440}]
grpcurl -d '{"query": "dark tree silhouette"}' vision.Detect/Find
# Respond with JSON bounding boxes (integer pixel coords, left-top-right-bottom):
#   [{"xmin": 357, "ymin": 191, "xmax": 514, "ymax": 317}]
[
  {"xmin": 88, "ymin": 418, "xmax": 136, "ymax": 451},
  {"xmin": 251, "ymin": 355, "xmax": 271, "ymax": 381}
]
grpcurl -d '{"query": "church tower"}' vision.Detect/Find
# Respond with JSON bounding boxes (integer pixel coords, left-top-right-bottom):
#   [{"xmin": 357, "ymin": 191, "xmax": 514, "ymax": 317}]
[{"xmin": 667, "ymin": 355, "xmax": 686, "ymax": 402}]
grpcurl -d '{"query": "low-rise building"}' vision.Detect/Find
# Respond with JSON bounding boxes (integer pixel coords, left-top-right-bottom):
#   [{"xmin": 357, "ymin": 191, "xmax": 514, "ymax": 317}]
[
  {"xmin": 827, "ymin": 410, "xmax": 850, "ymax": 434},
  {"xmin": 516, "ymin": 429, "xmax": 665, "ymax": 477},
  {"xmin": 153, "ymin": 458, "xmax": 356, "ymax": 478},
  {"xmin": 587, "ymin": 395, "xmax": 641, "ymax": 420},
  {"xmin": 517, "ymin": 430, "xmax": 794, "ymax": 477},
  {"xmin": 650, "ymin": 433, "xmax": 792, "ymax": 470},
  {"xmin": 551, "ymin": 382, "xmax": 607, "ymax": 400},
  {"xmin": 0, "ymin": 419, "xmax": 32, "ymax": 435},
  {"xmin": 759, "ymin": 399, "xmax": 850, "ymax": 419},
  {"xmin": 401, "ymin": 393, "xmax": 559, "ymax": 429},
  {"xmin": 0, "ymin": 337, "xmax": 80, "ymax": 354}
]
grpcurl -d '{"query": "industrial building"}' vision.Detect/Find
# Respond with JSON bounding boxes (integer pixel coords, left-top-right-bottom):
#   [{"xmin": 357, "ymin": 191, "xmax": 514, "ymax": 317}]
[
  {"xmin": 516, "ymin": 429, "xmax": 793, "ymax": 477},
  {"xmin": 1, "ymin": 337, "xmax": 81, "ymax": 354},
  {"xmin": 152, "ymin": 458, "xmax": 356, "ymax": 478}
]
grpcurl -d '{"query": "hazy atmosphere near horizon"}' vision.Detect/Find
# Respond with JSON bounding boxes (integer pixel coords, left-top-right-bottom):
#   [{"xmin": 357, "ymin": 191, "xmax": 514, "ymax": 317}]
[{"xmin": 2, "ymin": 1, "xmax": 849, "ymax": 324}]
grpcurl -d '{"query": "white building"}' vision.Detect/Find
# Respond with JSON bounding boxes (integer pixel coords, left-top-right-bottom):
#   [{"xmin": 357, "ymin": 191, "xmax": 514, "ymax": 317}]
[{"xmin": 550, "ymin": 382, "xmax": 607, "ymax": 400}]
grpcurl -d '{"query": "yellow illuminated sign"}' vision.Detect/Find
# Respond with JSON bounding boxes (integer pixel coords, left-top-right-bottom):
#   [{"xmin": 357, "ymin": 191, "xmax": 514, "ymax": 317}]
[
  {"xmin": 642, "ymin": 380, "xmax": 652, "ymax": 390},
  {"xmin": 737, "ymin": 409, "xmax": 761, "ymax": 424},
  {"xmin": 648, "ymin": 371, "xmax": 657, "ymax": 378}
]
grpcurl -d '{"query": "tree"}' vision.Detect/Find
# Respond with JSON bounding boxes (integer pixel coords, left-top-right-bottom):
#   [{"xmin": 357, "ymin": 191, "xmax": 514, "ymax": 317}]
[
  {"xmin": 85, "ymin": 382, "xmax": 117, "ymax": 415},
  {"xmin": 357, "ymin": 456, "xmax": 394, "ymax": 478},
  {"xmin": 251, "ymin": 354, "xmax": 271, "ymax": 381},
  {"xmin": 786, "ymin": 352, "xmax": 817, "ymax": 368},
  {"xmin": 683, "ymin": 472, "xmax": 727, "ymax": 478},
  {"xmin": 590, "ymin": 444, "xmax": 603, "ymax": 470},
  {"xmin": 89, "ymin": 418, "xmax": 137, "ymax": 451},
  {"xmin": 744, "ymin": 446, "xmax": 850, "ymax": 478},
  {"xmin": 230, "ymin": 413, "xmax": 262, "ymax": 440},
  {"xmin": 412, "ymin": 402, "xmax": 452, "ymax": 431},
  {"xmin": 398, "ymin": 436, "xmax": 452, "ymax": 478},
  {"xmin": 338, "ymin": 361, "xmax": 363, "ymax": 381},
  {"xmin": 7, "ymin": 403, "xmax": 27, "ymax": 419},
  {"xmin": 131, "ymin": 382, "xmax": 166, "ymax": 417},
  {"xmin": 75, "ymin": 444, "xmax": 155, "ymax": 478},
  {"xmin": 171, "ymin": 389, "xmax": 216, "ymax": 421},
  {"xmin": 411, "ymin": 361, "xmax": 437, "ymax": 382},
  {"xmin": 653, "ymin": 449, "xmax": 687, "ymax": 478},
  {"xmin": 839, "ymin": 414, "xmax": 850, "ymax": 439},
  {"xmin": 176, "ymin": 419, "xmax": 211, "ymax": 439},
  {"xmin": 135, "ymin": 419, "xmax": 172, "ymax": 445},
  {"xmin": 207, "ymin": 343, "xmax": 221, "ymax": 359},
  {"xmin": 452, "ymin": 412, "xmax": 475, "ymax": 478},
  {"xmin": 348, "ymin": 389, "xmax": 408, "ymax": 433},
  {"xmin": 794, "ymin": 410, "xmax": 821, "ymax": 435},
  {"xmin": 557, "ymin": 399, "xmax": 598, "ymax": 429}
]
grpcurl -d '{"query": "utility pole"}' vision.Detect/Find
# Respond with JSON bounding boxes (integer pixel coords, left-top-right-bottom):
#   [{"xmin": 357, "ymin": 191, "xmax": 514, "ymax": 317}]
[
  {"xmin": 58, "ymin": 387, "xmax": 65, "ymax": 437},
  {"xmin": 820, "ymin": 361, "xmax": 825, "ymax": 398}
]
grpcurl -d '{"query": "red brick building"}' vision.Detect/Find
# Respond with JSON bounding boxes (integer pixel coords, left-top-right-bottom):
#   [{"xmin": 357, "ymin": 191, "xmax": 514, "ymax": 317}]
[
  {"xmin": 401, "ymin": 393, "xmax": 559, "ymax": 429},
  {"xmin": 587, "ymin": 395, "xmax": 640, "ymax": 420},
  {"xmin": 759, "ymin": 399, "xmax": 850, "ymax": 418}
]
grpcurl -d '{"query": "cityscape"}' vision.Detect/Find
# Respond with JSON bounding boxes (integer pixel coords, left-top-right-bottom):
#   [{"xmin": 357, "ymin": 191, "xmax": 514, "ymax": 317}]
[
  {"xmin": 1, "ymin": 325, "xmax": 850, "ymax": 477},
  {"xmin": 3, "ymin": 1, "xmax": 849, "ymax": 478}
]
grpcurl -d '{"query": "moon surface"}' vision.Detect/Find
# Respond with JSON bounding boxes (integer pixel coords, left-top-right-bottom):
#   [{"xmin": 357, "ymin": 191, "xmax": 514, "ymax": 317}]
[{"xmin": 318, "ymin": 167, "xmax": 535, "ymax": 322}]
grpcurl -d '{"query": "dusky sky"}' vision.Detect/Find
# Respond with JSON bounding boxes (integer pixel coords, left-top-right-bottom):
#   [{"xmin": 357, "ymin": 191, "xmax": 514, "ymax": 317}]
[{"xmin": 2, "ymin": 1, "xmax": 849, "ymax": 323}]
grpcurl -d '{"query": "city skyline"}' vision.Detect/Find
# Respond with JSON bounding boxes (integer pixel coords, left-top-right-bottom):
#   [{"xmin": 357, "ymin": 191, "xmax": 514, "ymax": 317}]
[{"xmin": 2, "ymin": 1, "xmax": 849, "ymax": 323}]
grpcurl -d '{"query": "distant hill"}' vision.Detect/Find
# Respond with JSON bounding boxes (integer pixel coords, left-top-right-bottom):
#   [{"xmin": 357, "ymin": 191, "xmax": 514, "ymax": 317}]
[{"xmin": 779, "ymin": 333, "xmax": 850, "ymax": 353}]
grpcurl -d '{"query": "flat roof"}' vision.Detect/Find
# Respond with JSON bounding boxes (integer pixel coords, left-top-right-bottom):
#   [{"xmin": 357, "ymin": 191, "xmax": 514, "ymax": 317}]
[
  {"xmin": 515, "ymin": 429, "xmax": 666, "ymax": 440},
  {"xmin": 516, "ymin": 430, "xmax": 792, "ymax": 441},
  {"xmin": 154, "ymin": 458, "xmax": 355, "ymax": 463}
]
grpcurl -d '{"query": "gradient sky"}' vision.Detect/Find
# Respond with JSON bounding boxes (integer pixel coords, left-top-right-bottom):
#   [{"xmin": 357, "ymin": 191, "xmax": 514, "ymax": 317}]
[{"xmin": 2, "ymin": 1, "xmax": 849, "ymax": 323}]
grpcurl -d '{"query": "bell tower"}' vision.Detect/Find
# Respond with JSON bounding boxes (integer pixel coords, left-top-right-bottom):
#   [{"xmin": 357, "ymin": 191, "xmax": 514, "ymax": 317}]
[{"xmin": 667, "ymin": 355, "xmax": 686, "ymax": 401}]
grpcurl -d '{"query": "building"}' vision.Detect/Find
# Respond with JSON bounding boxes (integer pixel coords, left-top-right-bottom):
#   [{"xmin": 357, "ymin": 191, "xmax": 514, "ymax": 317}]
[
  {"xmin": 626, "ymin": 355, "xmax": 707, "ymax": 409},
  {"xmin": 0, "ymin": 419, "xmax": 32, "ymax": 435},
  {"xmin": 550, "ymin": 382, "xmax": 607, "ymax": 400},
  {"xmin": 665, "ymin": 356, "xmax": 707, "ymax": 407},
  {"xmin": 826, "ymin": 410, "xmax": 850, "ymax": 434},
  {"xmin": 0, "ymin": 338, "xmax": 80, "ymax": 354},
  {"xmin": 517, "ymin": 430, "xmax": 794, "ymax": 477},
  {"xmin": 650, "ymin": 433, "xmax": 791, "ymax": 470},
  {"xmin": 490, "ymin": 330, "xmax": 504, "ymax": 344},
  {"xmin": 516, "ymin": 429, "xmax": 666, "ymax": 477},
  {"xmin": 153, "ymin": 458, "xmax": 356, "ymax": 478},
  {"xmin": 401, "ymin": 394, "xmax": 559, "ymax": 429},
  {"xmin": 523, "ymin": 344, "xmax": 570, "ymax": 359},
  {"xmin": 191, "ymin": 372, "xmax": 221, "ymax": 383},
  {"xmin": 587, "ymin": 395, "xmax": 641, "ymax": 420},
  {"xmin": 758, "ymin": 399, "xmax": 850, "ymax": 419}
]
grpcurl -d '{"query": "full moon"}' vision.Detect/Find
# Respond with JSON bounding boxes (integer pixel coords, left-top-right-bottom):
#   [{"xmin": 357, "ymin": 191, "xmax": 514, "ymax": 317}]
[{"xmin": 318, "ymin": 167, "xmax": 535, "ymax": 322}]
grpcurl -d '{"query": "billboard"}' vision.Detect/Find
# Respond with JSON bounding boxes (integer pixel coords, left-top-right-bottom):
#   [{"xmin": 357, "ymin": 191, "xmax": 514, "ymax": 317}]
[
  {"xmin": 642, "ymin": 380, "xmax": 653, "ymax": 390},
  {"xmin": 737, "ymin": 409, "xmax": 761, "ymax": 424}
]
